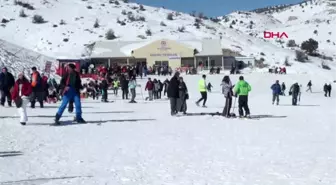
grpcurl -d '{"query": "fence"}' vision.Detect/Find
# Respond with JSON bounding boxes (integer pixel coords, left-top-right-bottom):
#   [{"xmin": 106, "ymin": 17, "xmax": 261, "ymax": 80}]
[{"xmin": 0, "ymin": 39, "xmax": 55, "ymax": 77}]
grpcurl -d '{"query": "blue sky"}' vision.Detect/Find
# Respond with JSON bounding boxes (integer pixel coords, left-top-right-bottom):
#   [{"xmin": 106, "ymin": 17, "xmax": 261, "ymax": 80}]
[{"xmin": 133, "ymin": 0, "xmax": 304, "ymax": 17}]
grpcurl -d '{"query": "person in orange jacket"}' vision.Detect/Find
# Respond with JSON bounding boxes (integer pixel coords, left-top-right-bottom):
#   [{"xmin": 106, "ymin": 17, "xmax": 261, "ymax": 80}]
[{"xmin": 30, "ymin": 67, "xmax": 44, "ymax": 108}]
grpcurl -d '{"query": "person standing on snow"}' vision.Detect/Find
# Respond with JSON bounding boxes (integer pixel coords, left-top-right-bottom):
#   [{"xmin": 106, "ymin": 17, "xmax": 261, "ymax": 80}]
[
  {"xmin": 196, "ymin": 74, "xmax": 207, "ymax": 107},
  {"xmin": 221, "ymin": 75, "xmax": 233, "ymax": 117},
  {"xmin": 306, "ymin": 80, "xmax": 312, "ymax": 93},
  {"xmin": 207, "ymin": 82, "xmax": 213, "ymax": 92},
  {"xmin": 128, "ymin": 76, "xmax": 137, "ymax": 103},
  {"xmin": 163, "ymin": 79, "xmax": 170, "ymax": 97},
  {"xmin": 11, "ymin": 73, "xmax": 32, "ymax": 125},
  {"xmin": 30, "ymin": 67, "xmax": 44, "ymax": 108},
  {"xmin": 145, "ymin": 78, "xmax": 154, "ymax": 101},
  {"xmin": 176, "ymin": 77, "xmax": 188, "ymax": 114},
  {"xmin": 112, "ymin": 78, "xmax": 119, "ymax": 96},
  {"xmin": 55, "ymin": 64, "xmax": 85, "ymax": 124},
  {"xmin": 0, "ymin": 67, "xmax": 15, "ymax": 107},
  {"xmin": 327, "ymin": 83, "xmax": 332, "ymax": 97},
  {"xmin": 289, "ymin": 82, "xmax": 300, "ymax": 106},
  {"xmin": 100, "ymin": 76, "xmax": 109, "ymax": 102},
  {"xmin": 158, "ymin": 80, "xmax": 164, "ymax": 99},
  {"xmin": 120, "ymin": 75, "xmax": 129, "ymax": 100},
  {"xmin": 271, "ymin": 80, "xmax": 282, "ymax": 105},
  {"xmin": 324, "ymin": 83, "xmax": 328, "ymax": 97},
  {"xmin": 281, "ymin": 82, "xmax": 286, "ymax": 96},
  {"xmin": 234, "ymin": 76, "xmax": 251, "ymax": 118},
  {"xmin": 167, "ymin": 72, "xmax": 180, "ymax": 115}
]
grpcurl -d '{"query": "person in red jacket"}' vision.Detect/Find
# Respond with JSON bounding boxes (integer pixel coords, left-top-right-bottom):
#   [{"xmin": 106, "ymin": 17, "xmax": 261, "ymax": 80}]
[
  {"xmin": 11, "ymin": 73, "xmax": 32, "ymax": 125},
  {"xmin": 145, "ymin": 78, "xmax": 154, "ymax": 101}
]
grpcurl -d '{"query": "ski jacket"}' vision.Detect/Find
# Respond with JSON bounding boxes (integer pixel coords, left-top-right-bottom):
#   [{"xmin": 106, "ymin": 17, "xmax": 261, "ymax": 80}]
[
  {"xmin": 290, "ymin": 83, "xmax": 300, "ymax": 95},
  {"xmin": 307, "ymin": 81, "xmax": 312, "ymax": 87},
  {"xmin": 324, "ymin": 84, "xmax": 328, "ymax": 92},
  {"xmin": 128, "ymin": 80, "xmax": 137, "ymax": 89},
  {"xmin": 281, "ymin": 83, "xmax": 286, "ymax": 90},
  {"xmin": 198, "ymin": 79, "xmax": 206, "ymax": 92},
  {"xmin": 120, "ymin": 78, "xmax": 129, "ymax": 90},
  {"xmin": 31, "ymin": 71, "xmax": 42, "ymax": 90},
  {"xmin": 167, "ymin": 76, "xmax": 180, "ymax": 98},
  {"xmin": 154, "ymin": 82, "xmax": 160, "ymax": 91},
  {"xmin": 0, "ymin": 72, "xmax": 15, "ymax": 90},
  {"xmin": 271, "ymin": 83, "xmax": 282, "ymax": 95},
  {"xmin": 234, "ymin": 80, "xmax": 251, "ymax": 96},
  {"xmin": 145, "ymin": 81, "xmax": 154, "ymax": 91},
  {"xmin": 11, "ymin": 78, "xmax": 32, "ymax": 100},
  {"xmin": 221, "ymin": 81, "xmax": 233, "ymax": 98},
  {"xmin": 59, "ymin": 71, "xmax": 82, "ymax": 95}
]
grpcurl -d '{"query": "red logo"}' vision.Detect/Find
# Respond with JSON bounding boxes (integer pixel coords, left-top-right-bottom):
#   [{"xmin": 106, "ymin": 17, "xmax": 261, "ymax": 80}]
[{"xmin": 264, "ymin": 31, "xmax": 288, "ymax": 39}]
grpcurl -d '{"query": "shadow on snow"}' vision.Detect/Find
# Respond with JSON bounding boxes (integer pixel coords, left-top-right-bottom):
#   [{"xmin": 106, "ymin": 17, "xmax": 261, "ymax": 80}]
[
  {"xmin": 0, "ymin": 175, "xmax": 92, "ymax": 184},
  {"xmin": 278, "ymin": 104, "xmax": 320, "ymax": 107},
  {"xmin": 0, "ymin": 151, "xmax": 23, "ymax": 158},
  {"xmin": 183, "ymin": 112, "xmax": 287, "ymax": 119},
  {"xmin": 27, "ymin": 118, "xmax": 156, "ymax": 126}
]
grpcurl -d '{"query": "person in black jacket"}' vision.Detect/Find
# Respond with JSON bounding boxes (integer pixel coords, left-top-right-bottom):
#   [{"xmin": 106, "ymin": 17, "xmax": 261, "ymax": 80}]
[
  {"xmin": 167, "ymin": 72, "xmax": 180, "ymax": 116},
  {"xmin": 0, "ymin": 67, "xmax": 15, "ymax": 107},
  {"xmin": 176, "ymin": 77, "xmax": 188, "ymax": 114},
  {"xmin": 120, "ymin": 75, "xmax": 129, "ymax": 100},
  {"xmin": 324, "ymin": 83, "xmax": 328, "ymax": 97},
  {"xmin": 55, "ymin": 64, "xmax": 85, "ymax": 124},
  {"xmin": 289, "ymin": 82, "xmax": 300, "ymax": 106},
  {"xmin": 100, "ymin": 76, "xmax": 109, "ymax": 102}
]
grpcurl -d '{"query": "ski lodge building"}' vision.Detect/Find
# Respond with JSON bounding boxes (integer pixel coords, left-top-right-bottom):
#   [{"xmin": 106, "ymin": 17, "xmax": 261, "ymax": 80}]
[{"xmin": 89, "ymin": 38, "xmax": 252, "ymax": 69}]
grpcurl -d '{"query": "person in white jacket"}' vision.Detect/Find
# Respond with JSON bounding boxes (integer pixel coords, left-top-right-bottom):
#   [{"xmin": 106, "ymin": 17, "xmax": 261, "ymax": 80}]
[
  {"xmin": 11, "ymin": 73, "xmax": 33, "ymax": 125},
  {"xmin": 221, "ymin": 75, "xmax": 234, "ymax": 117}
]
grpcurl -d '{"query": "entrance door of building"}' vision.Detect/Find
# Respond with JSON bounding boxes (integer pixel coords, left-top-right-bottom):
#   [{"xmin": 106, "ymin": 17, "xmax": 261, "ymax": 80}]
[{"xmin": 155, "ymin": 61, "xmax": 169, "ymax": 66}]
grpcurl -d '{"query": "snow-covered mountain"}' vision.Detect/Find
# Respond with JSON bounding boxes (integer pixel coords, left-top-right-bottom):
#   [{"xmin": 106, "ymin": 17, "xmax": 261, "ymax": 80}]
[{"xmin": 0, "ymin": 0, "xmax": 335, "ymax": 79}]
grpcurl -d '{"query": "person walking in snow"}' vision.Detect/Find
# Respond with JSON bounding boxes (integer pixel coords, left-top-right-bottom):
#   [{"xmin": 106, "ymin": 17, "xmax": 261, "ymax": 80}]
[
  {"xmin": 0, "ymin": 67, "xmax": 15, "ymax": 107},
  {"xmin": 196, "ymin": 74, "xmax": 207, "ymax": 107},
  {"xmin": 145, "ymin": 78, "xmax": 154, "ymax": 101},
  {"xmin": 289, "ymin": 82, "xmax": 300, "ymax": 106},
  {"xmin": 128, "ymin": 76, "xmax": 137, "ymax": 103},
  {"xmin": 324, "ymin": 83, "xmax": 328, "ymax": 97},
  {"xmin": 234, "ymin": 76, "xmax": 251, "ymax": 118},
  {"xmin": 221, "ymin": 75, "xmax": 234, "ymax": 117},
  {"xmin": 271, "ymin": 80, "xmax": 282, "ymax": 105},
  {"xmin": 30, "ymin": 67, "xmax": 44, "ymax": 108},
  {"xmin": 11, "ymin": 73, "xmax": 32, "ymax": 125},
  {"xmin": 55, "ymin": 64, "xmax": 85, "ymax": 124},
  {"xmin": 306, "ymin": 80, "xmax": 312, "ymax": 93},
  {"xmin": 176, "ymin": 76, "xmax": 188, "ymax": 114},
  {"xmin": 167, "ymin": 72, "xmax": 180, "ymax": 115},
  {"xmin": 281, "ymin": 82, "xmax": 286, "ymax": 96}
]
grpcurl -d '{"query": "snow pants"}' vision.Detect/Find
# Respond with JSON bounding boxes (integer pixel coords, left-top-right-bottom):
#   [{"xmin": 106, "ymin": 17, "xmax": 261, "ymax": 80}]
[
  {"xmin": 292, "ymin": 93, "xmax": 298, "ymax": 105},
  {"xmin": 122, "ymin": 89, "xmax": 128, "ymax": 99},
  {"xmin": 101, "ymin": 89, "xmax": 108, "ymax": 102},
  {"xmin": 148, "ymin": 90, "xmax": 153, "ymax": 100},
  {"xmin": 170, "ymin": 98, "xmax": 178, "ymax": 115},
  {"xmin": 17, "ymin": 96, "xmax": 29, "ymax": 123},
  {"xmin": 130, "ymin": 88, "xmax": 136, "ymax": 102},
  {"xmin": 56, "ymin": 87, "xmax": 82, "ymax": 119},
  {"xmin": 0, "ymin": 89, "xmax": 11, "ymax": 106},
  {"xmin": 222, "ymin": 96, "xmax": 232, "ymax": 117},
  {"xmin": 238, "ymin": 95, "xmax": 250, "ymax": 116},
  {"xmin": 30, "ymin": 90, "xmax": 44, "ymax": 108},
  {"xmin": 196, "ymin": 92, "xmax": 207, "ymax": 106},
  {"xmin": 272, "ymin": 94, "xmax": 280, "ymax": 104}
]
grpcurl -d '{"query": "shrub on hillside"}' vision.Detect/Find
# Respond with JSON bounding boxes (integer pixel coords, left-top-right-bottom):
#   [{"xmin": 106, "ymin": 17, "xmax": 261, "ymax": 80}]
[
  {"xmin": 160, "ymin": 21, "xmax": 166, "ymax": 26},
  {"xmin": 139, "ymin": 4, "xmax": 145, "ymax": 11},
  {"xmin": 229, "ymin": 25, "xmax": 233, "ymax": 29},
  {"xmin": 239, "ymin": 20, "xmax": 243, "ymax": 24},
  {"xmin": 122, "ymin": 0, "xmax": 129, "ymax": 3},
  {"xmin": 322, "ymin": 62, "xmax": 331, "ymax": 70},
  {"xmin": 177, "ymin": 26, "xmax": 185, "ymax": 32},
  {"xmin": 313, "ymin": 30, "xmax": 318, "ymax": 34},
  {"xmin": 32, "ymin": 15, "xmax": 46, "ymax": 24},
  {"xmin": 93, "ymin": 19, "xmax": 99, "ymax": 28},
  {"xmin": 210, "ymin": 17, "xmax": 220, "ymax": 23},
  {"xmin": 138, "ymin": 16, "xmax": 146, "ymax": 21},
  {"xmin": 198, "ymin": 12, "xmax": 204, "ymax": 19},
  {"xmin": 60, "ymin": 19, "xmax": 66, "ymax": 25},
  {"xmin": 327, "ymin": 39, "xmax": 330, "ymax": 43},
  {"xmin": 195, "ymin": 18, "xmax": 202, "ymax": 24},
  {"xmin": 295, "ymin": 50, "xmax": 308, "ymax": 62},
  {"xmin": 231, "ymin": 20, "xmax": 236, "ymax": 25},
  {"xmin": 287, "ymin": 39, "xmax": 296, "ymax": 47},
  {"xmin": 194, "ymin": 22, "xmax": 200, "ymax": 29},
  {"xmin": 117, "ymin": 18, "xmax": 126, "ymax": 26},
  {"xmin": 138, "ymin": 35, "xmax": 146, "ymax": 39},
  {"xmin": 105, "ymin": 29, "xmax": 117, "ymax": 40},
  {"xmin": 301, "ymin": 38, "xmax": 318, "ymax": 55},
  {"xmin": 145, "ymin": 29, "xmax": 152, "ymax": 36},
  {"xmin": 87, "ymin": 5, "xmax": 92, "ymax": 9},
  {"xmin": 121, "ymin": 10, "xmax": 127, "ymax": 15},
  {"xmin": 14, "ymin": 0, "xmax": 35, "ymax": 10},
  {"xmin": 19, "ymin": 9, "xmax": 27, "ymax": 17},
  {"xmin": 260, "ymin": 52, "xmax": 265, "ymax": 56},
  {"xmin": 284, "ymin": 57, "xmax": 291, "ymax": 66},
  {"xmin": 127, "ymin": 14, "xmax": 136, "ymax": 22},
  {"xmin": 114, "ymin": 1, "xmax": 120, "ymax": 5},
  {"xmin": 167, "ymin": 13, "xmax": 173, "ymax": 20},
  {"xmin": 250, "ymin": 20, "xmax": 254, "ymax": 24}
]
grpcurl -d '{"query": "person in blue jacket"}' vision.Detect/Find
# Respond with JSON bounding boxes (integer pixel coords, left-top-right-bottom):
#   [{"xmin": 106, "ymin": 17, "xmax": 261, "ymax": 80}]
[{"xmin": 271, "ymin": 80, "xmax": 282, "ymax": 105}]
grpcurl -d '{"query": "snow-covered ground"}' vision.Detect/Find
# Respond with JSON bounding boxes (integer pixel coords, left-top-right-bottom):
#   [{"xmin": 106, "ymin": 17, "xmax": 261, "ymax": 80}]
[{"xmin": 1, "ymin": 73, "xmax": 335, "ymax": 184}]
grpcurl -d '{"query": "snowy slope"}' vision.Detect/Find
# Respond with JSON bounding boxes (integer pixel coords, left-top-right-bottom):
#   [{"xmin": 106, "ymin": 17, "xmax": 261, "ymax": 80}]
[
  {"xmin": 1, "ymin": 73, "xmax": 335, "ymax": 184},
  {"xmin": 0, "ymin": 0, "xmax": 335, "ymax": 78}
]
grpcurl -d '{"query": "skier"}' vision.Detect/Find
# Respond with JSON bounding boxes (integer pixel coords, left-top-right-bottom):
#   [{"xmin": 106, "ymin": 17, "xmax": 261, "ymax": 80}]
[
  {"xmin": 271, "ymin": 80, "xmax": 281, "ymax": 105},
  {"xmin": 207, "ymin": 82, "xmax": 213, "ymax": 92},
  {"xmin": 195, "ymin": 74, "xmax": 207, "ymax": 107},
  {"xmin": 11, "ymin": 73, "xmax": 32, "ymax": 125},
  {"xmin": 289, "ymin": 82, "xmax": 300, "ymax": 106},
  {"xmin": 30, "ymin": 67, "xmax": 44, "ymax": 108},
  {"xmin": 176, "ymin": 77, "xmax": 188, "ymax": 114},
  {"xmin": 0, "ymin": 67, "xmax": 15, "ymax": 107},
  {"xmin": 55, "ymin": 64, "xmax": 86, "ymax": 124},
  {"xmin": 306, "ymin": 80, "xmax": 312, "ymax": 93},
  {"xmin": 145, "ymin": 78, "xmax": 154, "ymax": 101},
  {"xmin": 327, "ymin": 83, "xmax": 332, "ymax": 97},
  {"xmin": 128, "ymin": 76, "xmax": 137, "ymax": 103},
  {"xmin": 234, "ymin": 76, "xmax": 251, "ymax": 118},
  {"xmin": 281, "ymin": 82, "xmax": 286, "ymax": 96},
  {"xmin": 221, "ymin": 75, "xmax": 234, "ymax": 117},
  {"xmin": 324, "ymin": 83, "xmax": 328, "ymax": 97},
  {"xmin": 120, "ymin": 75, "xmax": 129, "ymax": 100},
  {"xmin": 167, "ymin": 72, "xmax": 180, "ymax": 115}
]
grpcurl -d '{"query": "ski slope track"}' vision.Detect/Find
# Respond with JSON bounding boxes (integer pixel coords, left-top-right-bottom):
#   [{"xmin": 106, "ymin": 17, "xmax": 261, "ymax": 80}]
[
  {"xmin": 0, "ymin": 0, "xmax": 335, "ymax": 79},
  {"xmin": 0, "ymin": 74, "xmax": 335, "ymax": 184}
]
